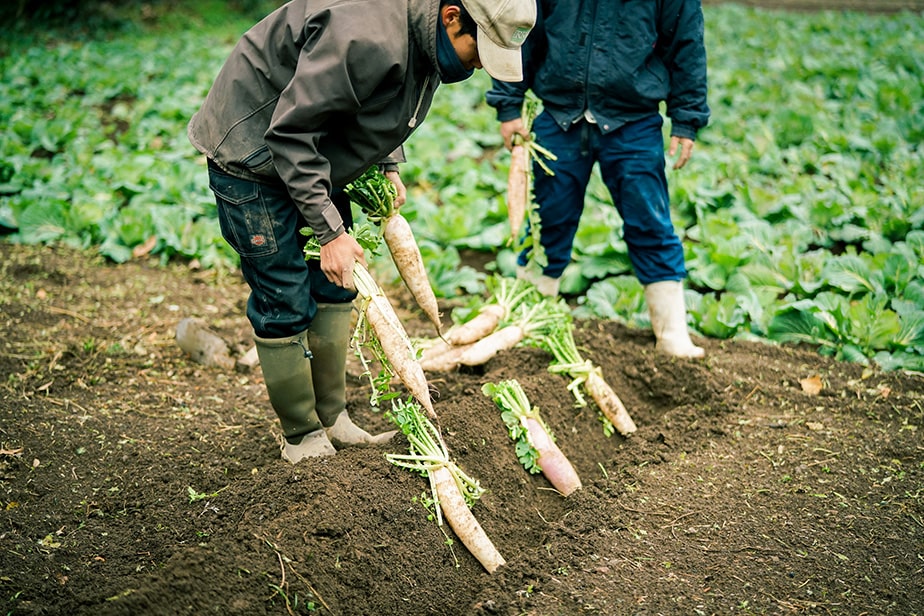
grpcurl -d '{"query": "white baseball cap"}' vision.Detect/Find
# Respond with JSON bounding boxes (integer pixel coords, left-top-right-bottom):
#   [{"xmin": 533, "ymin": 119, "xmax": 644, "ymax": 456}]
[{"xmin": 463, "ymin": 0, "xmax": 536, "ymax": 82}]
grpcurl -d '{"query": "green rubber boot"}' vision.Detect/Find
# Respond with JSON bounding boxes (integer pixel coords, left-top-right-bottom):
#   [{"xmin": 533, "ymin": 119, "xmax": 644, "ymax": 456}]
[
  {"xmin": 253, "ymin": 331, "xmax": 336, "ymax": 463},
  {"xmin": 308, "ymin": 303, "xmax": 397, "ymax": 449}
]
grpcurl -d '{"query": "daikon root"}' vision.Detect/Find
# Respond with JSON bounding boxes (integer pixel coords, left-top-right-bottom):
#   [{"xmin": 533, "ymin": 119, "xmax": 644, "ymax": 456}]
[
  {"xmin": 344, "ymin": 167, "xmax": 442, "ymax": 336},
  {"xmin": 419, "ymin": 341, "xmax": 469, "ymax": 373},
  {"xmin": 483, "ymin": 379, "xmax": 582, "ymax": 497},
  {"xmin": 584, "ymin": 369, "xmax": 637, "ymax": 436},
  {"xmin": 458, "ymin": 325, "xmax": 525, "ymax": 367},
  {"xmin": 443, "ymin": 304, "xmax": 506, "ymax": 346},
  {"xmin": 506, "ymin": 142, "xmax": 528, "ymax": 242},
  {"xmin": 524, "ymin": 417, "xmax": 582, "ymax": 496},
  {"xmin": 431, "ymin": 466, "xmax": 506, "ymax": 573},
  {"xmin": 383, "ymin": 213, "xmax": 442, "ymax": 335},
  {"xmin": 353, "ymin": 265, "xmax": 436, "ymax": 420},
  {"xmin": 386, "ymin": 400, "xmax": 503, "ymax": 574}
]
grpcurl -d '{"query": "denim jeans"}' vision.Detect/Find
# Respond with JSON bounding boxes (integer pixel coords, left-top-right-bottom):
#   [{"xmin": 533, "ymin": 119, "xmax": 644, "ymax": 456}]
[
  {"xmin": 519, "ymin": 112, "xmax": 687, "ymax": 284},
  {"xmin": 207, "ymin": 162, "xmax": 356, "ymax": 339}
]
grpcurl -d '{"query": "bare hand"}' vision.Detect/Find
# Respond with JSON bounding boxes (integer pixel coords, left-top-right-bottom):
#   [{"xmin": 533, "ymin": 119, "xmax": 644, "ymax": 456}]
[
  {"xmin": 320, "ymin": 232, "xmax": 367, "ymax": 290},
  {"xmin": 384, "ymin": 170, "xmax": 407, "ymax": 208},
  {"xmin": 669, "ymin": 136, "xmax": 695, "ymax": 170},
  {"xmin": 500, "ymin": 118, "xmax": 528, "ymax": 150}
]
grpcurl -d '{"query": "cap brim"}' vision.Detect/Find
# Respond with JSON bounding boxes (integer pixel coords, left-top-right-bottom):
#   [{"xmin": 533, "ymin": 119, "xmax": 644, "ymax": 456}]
[{"xmin": 478, "ymin": 26, "xmax": 523, "ymax": 83}]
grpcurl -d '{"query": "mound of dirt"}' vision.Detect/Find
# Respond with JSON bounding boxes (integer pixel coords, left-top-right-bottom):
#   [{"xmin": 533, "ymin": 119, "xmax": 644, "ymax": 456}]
[{"xmin": 1, "ymin": 243, "xmax": 922, "ymax": 616}]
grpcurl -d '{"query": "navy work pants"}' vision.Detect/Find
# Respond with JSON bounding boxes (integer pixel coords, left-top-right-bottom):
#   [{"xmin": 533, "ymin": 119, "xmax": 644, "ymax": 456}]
[
  {"xmin": 207, "ymin": 161, "xmax": 356, "ymax": 339},
  {"xmin": 519, "ymin": 112, "xmax": 687, "ymax": 284}
]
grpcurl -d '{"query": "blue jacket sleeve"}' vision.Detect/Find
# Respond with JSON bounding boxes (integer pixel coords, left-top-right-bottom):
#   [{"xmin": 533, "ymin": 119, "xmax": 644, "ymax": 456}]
[
  {"xmin": 485, "ymin": 0, "xmax": 547, "ymax": 122},
  {"xmin": 486, "ymin": 78, "xmax": 528, "ymax": 123},
  {"xmin": 657, "ymin": 0, "xmax": 710, "ymax": 140}
]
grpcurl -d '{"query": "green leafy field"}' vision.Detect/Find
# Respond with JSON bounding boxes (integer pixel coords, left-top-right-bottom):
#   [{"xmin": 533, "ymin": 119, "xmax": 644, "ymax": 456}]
[{"xmin": 1, "ymin": 3, "xmax": 922, "ymax": 369}]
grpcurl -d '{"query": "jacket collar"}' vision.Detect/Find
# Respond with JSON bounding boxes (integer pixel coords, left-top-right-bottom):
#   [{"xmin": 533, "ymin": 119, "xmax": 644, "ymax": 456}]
[{"xmin": 408, "ymin": 0, "xmax": 440, "ymax": 74}]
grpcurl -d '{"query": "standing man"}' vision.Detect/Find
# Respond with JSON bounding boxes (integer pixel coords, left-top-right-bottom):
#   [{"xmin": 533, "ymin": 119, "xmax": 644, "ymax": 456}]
[
  {"xmin": 487, "ymin": 0, "xmax": 709, "ymax": 358},
  {"xmin": 188, "ymin": 0, "xmax": 536, "ymax": 462}
]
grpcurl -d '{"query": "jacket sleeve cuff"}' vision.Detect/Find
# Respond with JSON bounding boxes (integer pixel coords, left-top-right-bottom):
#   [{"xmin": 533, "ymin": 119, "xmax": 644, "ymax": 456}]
[
  {"xmin": 380, "ymin": 146, "xmax": 406, "ymax": 165},
  {"xmin": 670, "ymin": 123, "xmax": 699, "ymax": 141},
  {"xmin": 316, "ymin": 199, "xmax": 345, "ymax": 245},
  {"xmin": 496, "ymin": 105, "xmax": 524, "ymax": 123}
]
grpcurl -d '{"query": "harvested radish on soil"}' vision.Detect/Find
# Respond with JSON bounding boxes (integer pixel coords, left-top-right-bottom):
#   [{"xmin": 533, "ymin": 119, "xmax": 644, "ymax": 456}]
[
  {"xmin": 541, "ymin": 321, "xmax": 637, "ymax": 436},
  {"xmin": 386, "ymin": 399, "xmax": 505, "ymax": 573},
  {"xmin": 483, "ymin": 379, "xmax": 582, "ymax": 496}
]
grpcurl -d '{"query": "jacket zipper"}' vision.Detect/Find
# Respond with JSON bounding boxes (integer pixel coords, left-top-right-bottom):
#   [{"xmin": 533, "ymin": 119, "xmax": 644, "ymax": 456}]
[{"xmin": 407, "ymin": 74, "xmax": 431, "ymax": 128}]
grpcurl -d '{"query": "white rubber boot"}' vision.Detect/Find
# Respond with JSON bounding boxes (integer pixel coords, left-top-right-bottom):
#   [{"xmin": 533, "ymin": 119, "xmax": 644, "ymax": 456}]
[
  {"xmin": 282, "ymin": 429, "xmax": 337, "ymax": 463},
  {"xmin": 644, "ymin": 280, "xmax": 705, "ymax": 359},
  {"xmin": 326, "ymin": 410, "xmax": 397, "ymax": 448},
  {"xmin": 515, "ymin": 265, "xmax": 560, "ymax": 298}
]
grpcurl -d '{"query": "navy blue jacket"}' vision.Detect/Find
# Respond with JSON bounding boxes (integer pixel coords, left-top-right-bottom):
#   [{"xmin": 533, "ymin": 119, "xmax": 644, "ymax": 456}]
[{"xmin": 486, "ymin": 0, "xmax": 709, "ymax": 139}]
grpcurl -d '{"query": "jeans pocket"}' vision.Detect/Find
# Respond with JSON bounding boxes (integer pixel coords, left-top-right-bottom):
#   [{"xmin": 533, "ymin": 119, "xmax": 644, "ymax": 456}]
[{"xmin": 210, "ymin": 172, "xmax": 278, "ymax": 258}]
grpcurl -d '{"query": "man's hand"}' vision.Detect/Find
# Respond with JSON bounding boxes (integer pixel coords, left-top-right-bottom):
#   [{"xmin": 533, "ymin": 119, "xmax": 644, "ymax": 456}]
[
  {"xmin": 500, "ymin": 117, "xmax": 529, "ymax": 150},
  {"xmin": 669, "ymin": 136, "xmax": 695, "ymax": 170},
  {"xmin": 320, "ymin": 232, "xmax": 367, "ymax": 290},
  {"xmin": 384, "ymin": 170, "xmax": 406, "ymax": 208}
]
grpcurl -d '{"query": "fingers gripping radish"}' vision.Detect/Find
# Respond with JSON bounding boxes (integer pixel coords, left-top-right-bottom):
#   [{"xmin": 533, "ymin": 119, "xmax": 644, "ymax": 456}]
[
  {"xmin": 505, "ymin": 95, "xmax": 557, "ymax": 246},
  {"xmin": 345, "ymin": 167, "xmax": 442, "ymax": 336},
  {"xmin": 301, "ymin": 223, "xmax": 437, "ymax": 418}
]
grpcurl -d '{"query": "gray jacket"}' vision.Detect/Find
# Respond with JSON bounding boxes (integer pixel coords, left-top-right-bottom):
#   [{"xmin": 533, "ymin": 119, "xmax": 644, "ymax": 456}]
[{"xmin": 188, "ymin": 0, "xmax": 441, "ymax": 244}]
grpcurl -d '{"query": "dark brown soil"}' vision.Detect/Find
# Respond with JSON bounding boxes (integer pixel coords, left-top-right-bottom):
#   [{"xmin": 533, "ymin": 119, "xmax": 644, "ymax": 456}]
[{"xmin": 1, "ymin": 242, "xmax": 922, "ymax": 616}]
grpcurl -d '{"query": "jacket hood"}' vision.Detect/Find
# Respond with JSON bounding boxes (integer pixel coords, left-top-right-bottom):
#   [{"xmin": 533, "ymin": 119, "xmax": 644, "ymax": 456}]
[{"xmin": 408, "ymin": 0, "xmax": 440, "ymax": 75}]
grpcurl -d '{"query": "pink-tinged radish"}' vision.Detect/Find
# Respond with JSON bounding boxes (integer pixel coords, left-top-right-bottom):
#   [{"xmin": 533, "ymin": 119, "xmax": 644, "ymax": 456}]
[
  {"xmin": 345, "ymin": 168, "xmax": 443, "ymax": 336},
  {"xmin": 483, "ymin": 379, "xmax": 582, "ymax": 497},
  {"xmin": 506, "ymin": 142, "xmax": 528, "ymax": 242},
  {"xmin": 523, "ymin": 417, "xmax": 582, "ymax": 496},
  {"xmin": 386, "ymin": 399, "xmax": 505, "ymax": 574}
]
